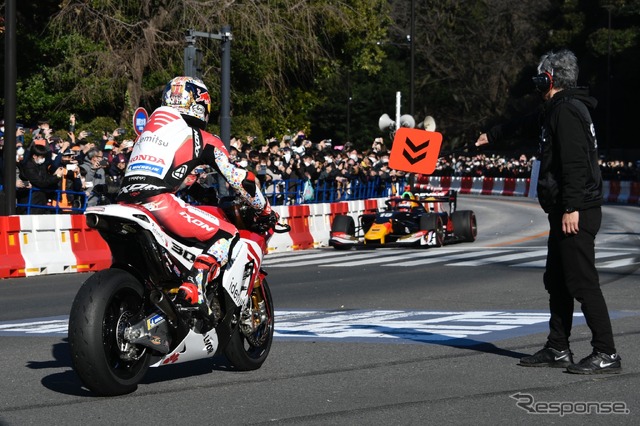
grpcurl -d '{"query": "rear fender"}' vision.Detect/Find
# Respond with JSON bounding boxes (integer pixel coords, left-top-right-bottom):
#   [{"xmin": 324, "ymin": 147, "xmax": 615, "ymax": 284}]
[{"xmin": 86, "ymin": 204, "xmax": 202, "ymax": 272}]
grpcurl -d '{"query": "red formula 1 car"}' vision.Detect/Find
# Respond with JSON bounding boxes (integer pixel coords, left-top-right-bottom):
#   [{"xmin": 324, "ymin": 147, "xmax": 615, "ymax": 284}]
[{"xmin": 329, "ymin": 189, "xmax": 477, "ymax": 250}]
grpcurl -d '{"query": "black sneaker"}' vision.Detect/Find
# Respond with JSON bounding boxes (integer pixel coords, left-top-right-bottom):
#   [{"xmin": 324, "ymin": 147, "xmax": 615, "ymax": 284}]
[
  {"xmin": 518, "ymin": 346, "xmax": 573, "ymax": 368},
  {"xmin": 567, "ymin": 351, "xmax": 622, "ymax": 374}
]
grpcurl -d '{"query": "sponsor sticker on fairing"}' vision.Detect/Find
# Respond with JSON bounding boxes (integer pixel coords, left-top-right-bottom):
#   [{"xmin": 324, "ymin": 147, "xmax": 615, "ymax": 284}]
[
  {"xmin": 129, "ymin": 163, "xmax": 165, "ymax": 174},
  {"xmin": 146, "ymin": 314, "xmax": 165, "ymax": 330}
]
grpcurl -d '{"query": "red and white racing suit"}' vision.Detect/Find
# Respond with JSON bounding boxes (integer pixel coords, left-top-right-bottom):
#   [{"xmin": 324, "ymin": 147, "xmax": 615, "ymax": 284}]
[{"xmin": 117, "ymin": 106, "xmax": 272, "ymax": 299}]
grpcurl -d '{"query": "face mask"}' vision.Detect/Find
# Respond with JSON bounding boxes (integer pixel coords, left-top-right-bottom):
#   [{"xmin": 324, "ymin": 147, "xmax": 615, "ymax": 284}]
[
  {"xmin": 16, "ymin": 147, "xmax": 24, "ymax": 157},
  {"xmin": 239, "ymin": 160, "xmax": 248, "ymax": 168},
  {"xmin": 35, "ymin": 157, "xmax": 46, "ymax": 165},
  {"xmin": 273, "ymin": 160, "xmax": 281, "ymax": 167},
  {"xmin": 349, "ymin": 154, "xmax": 358, "ymax": 161},
  {"xmin": 283, "ymin": 153, "xmax": 291, "ymax": 163}
]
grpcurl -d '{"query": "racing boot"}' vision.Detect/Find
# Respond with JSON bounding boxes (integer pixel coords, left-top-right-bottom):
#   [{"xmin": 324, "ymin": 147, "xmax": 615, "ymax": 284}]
[{"xmin": 177, "ymin": 254, "xmax": 221, "ymax": 325}]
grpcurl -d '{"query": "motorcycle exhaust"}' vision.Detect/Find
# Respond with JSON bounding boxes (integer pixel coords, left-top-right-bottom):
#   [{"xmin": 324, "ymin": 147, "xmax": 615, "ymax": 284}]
[
  {"xmin": 85, "ymin": 213, "xmax": 103, "ymax": 230},
  {"xmin": 150, "ymin": 290, "xmax": 178, "ymax": 326}
]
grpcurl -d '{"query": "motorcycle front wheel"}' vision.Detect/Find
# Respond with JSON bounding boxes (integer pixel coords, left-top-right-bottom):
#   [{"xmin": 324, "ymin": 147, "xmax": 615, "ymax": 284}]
[
  {"xmin": 68, "ymin": 269, "xmax": 151, "ymax": 396},
  {"xmin": 225, "ymin": 278, "xmax": 275, "ymax": 370}
]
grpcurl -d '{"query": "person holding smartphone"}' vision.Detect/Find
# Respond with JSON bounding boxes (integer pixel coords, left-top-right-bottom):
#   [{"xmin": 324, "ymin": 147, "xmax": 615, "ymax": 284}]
[{"xmin": 19, "ymin": 143, "xmax": 65, "ymax": 214}]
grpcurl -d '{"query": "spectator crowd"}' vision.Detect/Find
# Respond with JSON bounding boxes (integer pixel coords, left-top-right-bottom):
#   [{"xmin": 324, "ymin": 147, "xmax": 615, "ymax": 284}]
[{"xmin": 1, "ymin": 115, "xmax": 639, "ymax": 214}]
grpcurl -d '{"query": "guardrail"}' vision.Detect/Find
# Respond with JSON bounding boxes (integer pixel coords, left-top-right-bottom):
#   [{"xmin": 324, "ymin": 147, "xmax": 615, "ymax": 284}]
[{"xmin": 1, "ymin": 176, "xmax": 638, "ymax": 279}]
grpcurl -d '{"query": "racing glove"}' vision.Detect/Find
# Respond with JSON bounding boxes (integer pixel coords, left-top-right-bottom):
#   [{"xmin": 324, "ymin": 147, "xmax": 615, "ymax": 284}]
[{"xmin": 254, "ymin": 206, "xmax": 279, "ymax": 232}]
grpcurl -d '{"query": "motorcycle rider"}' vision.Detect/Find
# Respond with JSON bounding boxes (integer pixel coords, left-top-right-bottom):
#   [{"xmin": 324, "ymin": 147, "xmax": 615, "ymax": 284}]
[{"xmin": 116, "ymin": 76, "xmax": 277, "ymax": 321}]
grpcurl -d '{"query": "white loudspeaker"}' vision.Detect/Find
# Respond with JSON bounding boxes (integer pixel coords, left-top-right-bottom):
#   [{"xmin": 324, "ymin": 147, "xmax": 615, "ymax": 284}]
[
  {"xmin": 378, "ymin": 114, "xmax": 395, "ymax": 132},
  {"xmin": 419, "ymin": 116, "xmax": 436, "ymax": 131},
  {"xmin": 399, "ymin": 114, "xmax": 415, "ymax": 128}
]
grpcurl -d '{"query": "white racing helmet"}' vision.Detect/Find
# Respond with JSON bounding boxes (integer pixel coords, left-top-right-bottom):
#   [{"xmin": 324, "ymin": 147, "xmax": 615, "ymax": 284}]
[{"xmin": 162, "ymin": 76, "xmax": 212, "ymax": 129}]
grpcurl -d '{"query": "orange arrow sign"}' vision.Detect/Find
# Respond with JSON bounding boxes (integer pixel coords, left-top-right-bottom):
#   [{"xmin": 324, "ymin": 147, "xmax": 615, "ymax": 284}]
[{"xmin": 389, "ymin": 128, "xmax": 443, "ymax": 174}]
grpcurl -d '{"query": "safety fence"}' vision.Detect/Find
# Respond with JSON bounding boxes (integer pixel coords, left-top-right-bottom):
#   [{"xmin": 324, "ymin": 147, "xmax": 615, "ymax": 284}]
[
  {"xmin": 1, "ymin": 176, "xmax": 639, "ymax": 279},
  {"xmin": 0, "ymin": 185, "xmax": 88, "ymax": 214},
  {"xmin": 3, "ymin": 175, "xmax": 640, "ymax": 215}
]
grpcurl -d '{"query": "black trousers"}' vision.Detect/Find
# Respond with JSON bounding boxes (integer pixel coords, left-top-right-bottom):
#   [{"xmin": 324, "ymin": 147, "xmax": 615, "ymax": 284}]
[{"xmin": 544, "ymin": 207, "xmax": 616, "ymax": 355}]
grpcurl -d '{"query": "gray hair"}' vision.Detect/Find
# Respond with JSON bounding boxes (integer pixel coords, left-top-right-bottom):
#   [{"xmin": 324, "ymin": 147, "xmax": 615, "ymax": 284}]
[{"xmin": 537, "ymin": 49, "xmax": 579, "ymax": 90}]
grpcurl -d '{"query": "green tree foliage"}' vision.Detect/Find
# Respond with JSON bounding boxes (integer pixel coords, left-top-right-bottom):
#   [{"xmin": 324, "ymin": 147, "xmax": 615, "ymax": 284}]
[
  {"xmin": 46, "ymin": 0, "xmax": 390, "ymax": 140},
  {"xmin": 2, "ymin": 0, "xmax": 639, "ymax": 152},
  {"xmin": 542, "ymin": 0, "xmax": 640, "ymax": 151},
  {"xmin": 385, "ymin": 0, "xmax": 556, "ymax": 150}
]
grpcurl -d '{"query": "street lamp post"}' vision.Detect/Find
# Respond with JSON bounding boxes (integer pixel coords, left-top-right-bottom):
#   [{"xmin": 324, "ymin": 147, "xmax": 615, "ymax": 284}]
[
  {"xmin": 410, "ymin": 0, "xmax": 415, "ymax": 117},
  {"xmin": 184, "ymin": 27, "xmax": 233, "ymax": 197}
]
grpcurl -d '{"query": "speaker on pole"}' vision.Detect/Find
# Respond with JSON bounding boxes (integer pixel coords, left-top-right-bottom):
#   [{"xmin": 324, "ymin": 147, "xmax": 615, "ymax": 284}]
[
  {"xmin": 378, "ymin": 113, "xmax": 395, "ymax": 132},
  {"xmin": 417, "ymin": 116, "xmax": 437, "ymax": 131},
  {"xmin": 399, "ymin": 114, "xmax": 415, "ymax": 128}
]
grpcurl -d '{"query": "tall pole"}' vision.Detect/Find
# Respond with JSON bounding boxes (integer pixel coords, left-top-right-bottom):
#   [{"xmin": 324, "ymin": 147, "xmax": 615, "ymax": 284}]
[
  {"xmin": 183, "ymin": 28, "xmax": 233, "ymax": 197},
  {"xmin": 184, "ymin": 30, "xmax": 197, "ymax": 78},
  {"xmin": 183, "ymin": 28, "xmax": 232, "ymax": 151},
  {"xmin": 410, "ymin": 0, "xmax": 415, "ymax": 117},
  {"xmin": 606, "ymin": 7, "xmax": 612, "ymax": 151},
  {"xmin": 219, "ymin": 26, "xmax": 232, "ymax": 151},
  {"xmin": 2, "ymin": 0, "xmax": 17, "ymax": 215},
  {"xmin": 395, "ymin": 91, "xmax": 402, "ymax": 131},
  {"xmin": 217, "ymin": 26, "xmax": 232, "ymax": 198},
  {"xmin": 347, "ymin": 71, "xmax": 351, "ymax": 142}
]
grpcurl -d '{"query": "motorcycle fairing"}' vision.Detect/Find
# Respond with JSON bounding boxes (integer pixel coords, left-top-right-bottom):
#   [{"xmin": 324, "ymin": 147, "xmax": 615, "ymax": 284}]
[
  {"xmin": 150, "ymin": 328, "xmax": 219, "ymax": 367},
  {"xmin": 86, "ymin": 204, "xmax": 203, "ymax": 270},
  {"xmin": 222, "ymin": 240, "xmax": 251, "ymax": 307}
]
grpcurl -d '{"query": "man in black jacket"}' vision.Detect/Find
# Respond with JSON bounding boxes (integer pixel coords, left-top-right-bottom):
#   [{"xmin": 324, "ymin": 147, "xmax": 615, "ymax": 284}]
[
  {"xmin": 476, "ymin": 49, "xmax": 621, "ymax": 374},
  {"xmin": 19, "ymin": 143, "xmax": 66, "ymax": 213}
]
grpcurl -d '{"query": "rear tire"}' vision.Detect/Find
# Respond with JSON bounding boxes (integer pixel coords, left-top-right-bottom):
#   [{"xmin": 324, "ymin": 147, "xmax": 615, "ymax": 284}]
[
  {"xmin": 225, "ymin": 279, "xmax": 274, "ymax": 371},
  {"xmin": 419, "ymin": 213, "xmax": 444, "ymax": 247},
  {"xmin": 68, "ymin": 269, "xmax": 151, "ymax": 396},
  {"xmin": 451, "ymin": 210, "xmax": 477, "ymax": 242}
]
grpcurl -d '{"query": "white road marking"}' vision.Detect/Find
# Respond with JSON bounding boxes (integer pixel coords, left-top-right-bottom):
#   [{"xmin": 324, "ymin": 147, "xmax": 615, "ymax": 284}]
[
  {"xmin": 452, "ymin": 249, "xmax": 548, "ymax": 266},
  {"xmin": 513, "ymin": 251, "xmax": 629, "ymax": 268},
  {"xmin": 263, "ymin": 247, "xmax": 638, "ymax": 273}
]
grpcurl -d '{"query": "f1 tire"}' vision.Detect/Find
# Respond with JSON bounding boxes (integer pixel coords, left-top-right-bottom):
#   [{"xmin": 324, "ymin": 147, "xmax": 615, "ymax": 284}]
[
  {"xmin": 331, "ymin": 215, "xmax": 355, "ymax": 235},
  {"xmin": 330, "ymin": 215, "xmax": 356, "ymax": 250},
  {"xmin": 451, "ymin": 210, "xmax": 477, "ymax": 242},
  {"xmin": 419, "ymin": 213, "xmax": 444, "ymax": 247}
]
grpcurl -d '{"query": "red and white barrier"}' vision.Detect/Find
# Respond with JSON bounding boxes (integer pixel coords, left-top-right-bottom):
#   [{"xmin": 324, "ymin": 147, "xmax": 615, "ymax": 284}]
[
  {"xmin": 0, "ymin": 216, "xmax": 25, "ymax": 278},
  {"xmin": 418, "ymin": 176, "xmax": 532, "ymax": 197},
  {"xmin": 1, "ymin": 178, "xmax": 637, "ymax": 278},
  {"xmin": 0, "ymin": 215, "xmax": 110, "ymax": 278}
]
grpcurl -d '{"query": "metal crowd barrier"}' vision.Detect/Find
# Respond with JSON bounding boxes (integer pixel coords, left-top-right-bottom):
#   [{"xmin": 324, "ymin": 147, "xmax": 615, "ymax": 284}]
[{"xmin": 2, "ymin": 177, "xmax": 405, "ymax": 214}]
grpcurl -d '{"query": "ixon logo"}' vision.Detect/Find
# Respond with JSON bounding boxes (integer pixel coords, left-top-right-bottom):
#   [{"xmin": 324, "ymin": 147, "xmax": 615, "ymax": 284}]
[{"xmin": 179, "ymin": 211, "xmax": 216, "ymax": 232}]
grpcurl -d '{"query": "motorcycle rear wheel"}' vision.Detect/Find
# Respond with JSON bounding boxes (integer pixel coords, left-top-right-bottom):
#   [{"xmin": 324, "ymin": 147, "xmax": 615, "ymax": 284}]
[
  {"xmin": 224, "ymin": 278, "xmax": 274, "ymax": 370},
  {"xmin": 68, "ymin": 269, "xmax": 151, "ymax": 396}
]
